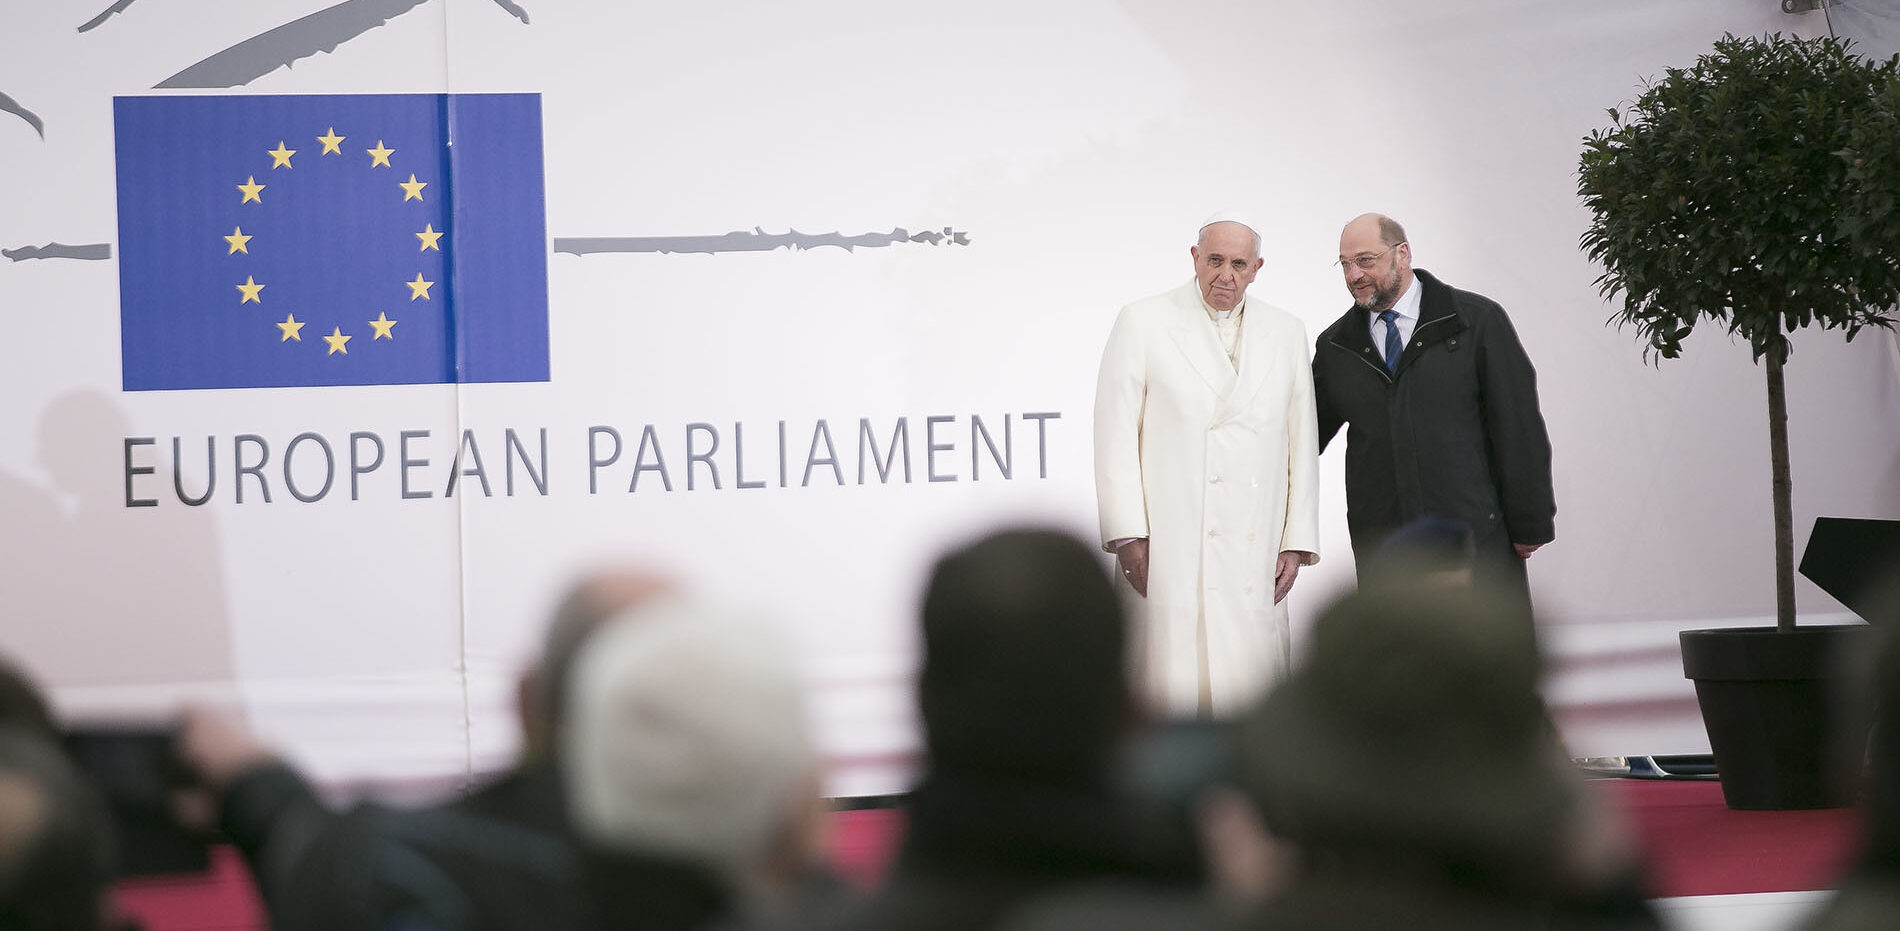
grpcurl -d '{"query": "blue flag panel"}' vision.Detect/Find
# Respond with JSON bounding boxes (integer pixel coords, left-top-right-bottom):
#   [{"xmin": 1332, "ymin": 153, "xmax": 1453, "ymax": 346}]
[{"xmin": 115, "ymin": 93, "xmax": 550, "ymax": 390}]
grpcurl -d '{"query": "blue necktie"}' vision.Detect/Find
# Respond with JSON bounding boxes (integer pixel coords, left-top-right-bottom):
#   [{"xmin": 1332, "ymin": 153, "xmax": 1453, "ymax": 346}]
[{"xmin": 1380, "ymin": 310, "xmax": 1401, "ymax": 374}]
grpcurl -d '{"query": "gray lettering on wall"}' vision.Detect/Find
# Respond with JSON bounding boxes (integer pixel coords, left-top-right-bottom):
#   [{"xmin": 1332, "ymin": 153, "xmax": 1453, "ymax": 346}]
[
  {"xmin": 733, "ymin": 422, "xmax": 766, "ymax": 490},
  {"xmin": 631, "ymin": 425, "xmax": 672, "ymax": 492},
  {"xmin": 1023, "ymin": 412, "xmax": 1061, "ymax": 478},
  {"xmin": 858, "ymin": 418, "xmax": 910, "ymax": 485},
  {"xmin": 234, "ymin": 434, "xmax": 272, "ymax": 504},
  {"xmin": 284, "ymin": 432, "xmax": 336, "ymax": 503},
  {"xmin": 444, "ymin": 429, "xmax": 492, "ymax": 498},
  {"xmin": 926, "ymin": 415, "xmax": 956, "ymax": 483},
  {"xmin": 685, "ymin": 422, "xmax": 720, "ymax": 491},
  {"xmin": 588, "ymin": 426, "xmax": 622, "ymax": 495},
  {"xmin": 804, "ymin": 420, "xmax": 843, "ymax": 487},
  {"xmin": 350, "ymin": 432, "xmax": 385, "ymax": 501},
  {"xmin": 972, "ymin": 414, "xmax": 1011, "ymax": 480},
  {"xmin": 506, "ymin": 428, "xmax": 548, "ymax": 496},
  {"xmin": 399, "ymin": 430, "xmax": 431, "ymax": 500},
  {"xmin": 124, "ymin": 437, "xmax": 156, "ymax": 508},
  {"xmin": 174, "ymin": 436, "xmax": 216, "ymax": 506},
  {"xmin": 118, "ymin": 412, "xmax": 1061, "ymax": 507}
]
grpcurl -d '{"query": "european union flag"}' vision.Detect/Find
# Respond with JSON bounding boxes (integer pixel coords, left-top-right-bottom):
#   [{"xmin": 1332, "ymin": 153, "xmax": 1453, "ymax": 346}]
[{"xmin": 114, "ymin": 94, "xmax": 550, "ymax": 390}]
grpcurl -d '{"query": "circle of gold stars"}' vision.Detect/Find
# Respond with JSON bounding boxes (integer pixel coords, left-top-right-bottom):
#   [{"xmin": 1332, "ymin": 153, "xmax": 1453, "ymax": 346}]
[{"xmin": 227, "ymin": 126, "xmax": 444, "ymax": 357}]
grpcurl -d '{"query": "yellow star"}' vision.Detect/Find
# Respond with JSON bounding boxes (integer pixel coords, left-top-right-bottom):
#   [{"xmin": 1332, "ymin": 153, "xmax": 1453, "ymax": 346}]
[
  {"xmin": 398, "ymin": 174, "xmax": 427, "ymax": 202},
  {"xmin": 237, "ymin": 175, "xmax": 265, "ymax": 204},
  {"xmin": 224, "ymin": 226, "xmax": 253, "ymax": 254},
  {"xmin": 317, "ymin": 127, "xmax": 345, "ymax": 155},
  {"xmin": 369, "ymin": 312, "xmax": 397, "ymax": 340},
  {"xmin": 324, "ymin": 327, "xmax": 352, "ymax": 355},
  {"xmin": 277, "ymin": 313, "xmax": 305, "ymax": 342},
  {"xmin": 405, "ymin": 272, "xmax": 434, "ymax": 301},
  {"xmin": 416, "ymin": 224, "xmax": 444, "ymax": 252},
  {"xmin": 236, "ymin": 275, "xmax": 264, "ymax": 304},
  {"xmin": 267, "ymin": 141, "xmax": 296, "ymax": 169},
  {"xmin": 367, "ymin": 140, "xmax": 394, "ymax": 167}
]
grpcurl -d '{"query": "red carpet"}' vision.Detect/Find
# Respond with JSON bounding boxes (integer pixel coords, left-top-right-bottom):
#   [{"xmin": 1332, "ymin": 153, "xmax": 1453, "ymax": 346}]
[
  {"xmin": 1609, "ymin": 779, "xmax": 1862, "ymax": 898},
  {"xmin": 114, "ymin": 845, "xmax": 264, "ymax": 931},
  {"xmin": 110, "ymin": 781, "xmax": 1861, "ymax": 929}
]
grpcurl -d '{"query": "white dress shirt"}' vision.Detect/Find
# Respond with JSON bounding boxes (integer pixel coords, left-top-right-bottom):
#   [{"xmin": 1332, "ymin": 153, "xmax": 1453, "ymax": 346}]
[{"xmin": 1200, "ymin": 293, "xmax": 1246, "ymax": 371}]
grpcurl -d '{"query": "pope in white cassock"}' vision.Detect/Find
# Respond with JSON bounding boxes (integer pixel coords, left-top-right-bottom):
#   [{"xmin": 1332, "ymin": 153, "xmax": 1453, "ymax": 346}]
[{"xmin": 1093, "ymin": 216, "xmax": 1321, "ymax": 718}]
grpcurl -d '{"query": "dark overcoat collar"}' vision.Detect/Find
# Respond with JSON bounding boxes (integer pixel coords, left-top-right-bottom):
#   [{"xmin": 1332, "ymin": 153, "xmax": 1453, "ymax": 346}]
[{"xmin": 1325, "ymin": 268, "xmax": 1467, "ymax": 380}]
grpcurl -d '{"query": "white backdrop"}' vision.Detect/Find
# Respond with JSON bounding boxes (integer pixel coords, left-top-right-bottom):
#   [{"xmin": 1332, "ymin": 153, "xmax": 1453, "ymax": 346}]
[{"xmin": 3, "ymin": 0, "xmax": 1897, "ymax": 797}]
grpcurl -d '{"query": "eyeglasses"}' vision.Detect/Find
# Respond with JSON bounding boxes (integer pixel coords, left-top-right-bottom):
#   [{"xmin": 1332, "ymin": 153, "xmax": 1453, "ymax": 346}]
[{"xmin": 1336, "ymin": 243, "xmax": 1403, "ymax": 270}]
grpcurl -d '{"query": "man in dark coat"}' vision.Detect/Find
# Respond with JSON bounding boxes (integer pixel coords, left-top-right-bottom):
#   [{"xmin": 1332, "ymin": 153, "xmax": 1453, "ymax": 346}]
[{"xmin": 1312, "ymin": 213, "xmax": 1555, "ymax": 604}]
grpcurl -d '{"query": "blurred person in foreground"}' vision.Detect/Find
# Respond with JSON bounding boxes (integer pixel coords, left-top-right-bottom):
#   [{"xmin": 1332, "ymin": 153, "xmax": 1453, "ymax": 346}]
[
  {"xmin": 563, "ymin": 595, "xmax": 831, "ymax": 929},
  {"xmin": 1223, "ymin": 582, "xmax": 1657, "ymax": 930},
  {"xmin": 0, "ymin": 728, "xmax": 122, "ymax": 931},
  {"xmin": 175, "ymin": 569, "xmax": 692, "ymax": 930},
  {"xmin": 1799, "ymin": 574, "xmax": 1900, "ymax": 931},
  {"xmin": 998, "ymin": 579, "xmax": 1652, "ymax": 931},
  {"xmin": 796, "ymin": 528, "xmax": 1199, "ymax": 931},
  {"xmin": 0, "ymin": 657, "xmax": 59, "ymax": 747},
  {"xmin": 1367, "ymin": 515, "xmax": 1477, "ymax": 588}
]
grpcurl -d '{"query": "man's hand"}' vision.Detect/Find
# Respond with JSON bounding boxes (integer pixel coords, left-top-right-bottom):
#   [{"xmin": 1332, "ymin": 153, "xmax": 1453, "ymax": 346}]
[
  {"xmin": 1514, "ymin": 542, "xmax": 1546, "ymax": 559},
  {"xmin": 1273, "ymin": 551, "xmax": 1303, "ymax": 604},
  {"xmin": 1116, "ymin": 538, "xmax": 1150, "ymax": 598},
  {"xmin": 177, "ymin": 705, "xmax": 277, "ymax": 792}
]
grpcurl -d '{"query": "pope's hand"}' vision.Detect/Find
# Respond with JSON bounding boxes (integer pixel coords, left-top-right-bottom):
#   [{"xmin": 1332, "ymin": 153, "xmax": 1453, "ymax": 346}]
[
  {"xmin": 1117, "ymin": 538, "xmax": 1150, "ymax": 598},
  {"xmin": 1273, "ymin": 551, "xmax": 1303, "ymax": 604}
]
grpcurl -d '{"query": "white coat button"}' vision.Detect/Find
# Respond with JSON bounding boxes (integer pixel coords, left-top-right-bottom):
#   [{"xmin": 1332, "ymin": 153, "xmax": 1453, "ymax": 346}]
[
  {"xmin": 1210, "ymin": 475, "xmax": 1223, "ymax": 484},
  {"xmin": 1247, "ymin": 533, "xmax": 1256, "ymax": 542},
  {"xmin": 1208, "ymin": 529, "xmax": 1221, "ymax": 537},
  {"xmin": 1244, "ymin": 585, "xmax": 1254, "ymax": 595}
]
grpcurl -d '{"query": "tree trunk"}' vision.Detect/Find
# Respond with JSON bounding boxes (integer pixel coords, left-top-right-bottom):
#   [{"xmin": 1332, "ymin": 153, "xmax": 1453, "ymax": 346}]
[{"xmin": 1766, "ymin": 343, "xmax": 1796, "ymax": 633}]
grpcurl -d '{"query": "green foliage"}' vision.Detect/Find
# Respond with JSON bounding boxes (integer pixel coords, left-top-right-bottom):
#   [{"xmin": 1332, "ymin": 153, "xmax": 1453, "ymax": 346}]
[{"xmin": 1579, "ymin": 33, "xmax": 1900, "ymax": 364}]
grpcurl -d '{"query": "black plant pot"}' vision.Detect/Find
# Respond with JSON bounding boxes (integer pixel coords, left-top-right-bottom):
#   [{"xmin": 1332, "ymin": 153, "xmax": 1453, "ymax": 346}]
[{"xmin": 1680, "ymin": 624, "xmax": 1873, "ymax": 810}]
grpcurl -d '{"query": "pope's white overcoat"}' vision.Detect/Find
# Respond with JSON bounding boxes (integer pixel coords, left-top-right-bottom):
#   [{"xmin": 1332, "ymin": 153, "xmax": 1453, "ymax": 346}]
[{"xmin": 1094, "ymin": 280, "xmax": 1321, "ymax": 717}]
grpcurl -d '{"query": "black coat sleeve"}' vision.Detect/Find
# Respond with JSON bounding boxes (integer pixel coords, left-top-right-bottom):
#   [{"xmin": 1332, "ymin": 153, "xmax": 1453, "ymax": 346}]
[
  {"xmin": 1313, "ymin": 350, "xmax": 1344, "ymax": 454},
  {"xmin": 1473, "ymin": 304, "xmax": 1556, "ymax": 546}
]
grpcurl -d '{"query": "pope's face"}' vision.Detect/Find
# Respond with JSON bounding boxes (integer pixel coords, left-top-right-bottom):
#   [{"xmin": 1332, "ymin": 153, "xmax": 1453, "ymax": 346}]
[{"xmin": 1192, "ymin": 222, "xmax": 1262, "ymax": 312}]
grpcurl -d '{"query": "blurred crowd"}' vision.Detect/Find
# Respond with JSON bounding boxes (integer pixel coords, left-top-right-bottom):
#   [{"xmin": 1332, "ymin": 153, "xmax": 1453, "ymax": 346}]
[{"xmin": 1, "ymin": 526, "xmax": 1896, "ymax": 931}]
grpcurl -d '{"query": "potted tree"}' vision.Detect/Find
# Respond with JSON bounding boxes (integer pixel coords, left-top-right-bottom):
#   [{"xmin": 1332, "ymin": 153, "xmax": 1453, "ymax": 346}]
[{"xmin": 1578, "ymin": 33, "xmax": 1900, "ymax": 809}]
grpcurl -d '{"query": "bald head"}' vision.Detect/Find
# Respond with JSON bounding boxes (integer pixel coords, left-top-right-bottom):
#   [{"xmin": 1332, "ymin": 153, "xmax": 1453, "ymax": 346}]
[
  {"xmin": 1338, "ymin": 213, "xmax": 1413, "ymax": 312},
  {"xmin": 1342, "ymin": 213, "xmax": 1406, "ymax": 247}
]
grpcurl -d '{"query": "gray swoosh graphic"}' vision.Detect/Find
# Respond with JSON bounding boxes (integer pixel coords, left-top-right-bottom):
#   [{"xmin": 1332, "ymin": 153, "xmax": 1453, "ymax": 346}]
[
  {"xmin": 155, "ymin": 0, "xmax": 431, "ymax": 89},
  {"xmin": 554, "ymin": 227, "xmax": 971, "ymax": 256},
  {"xmin": 491, "ymin": 0, "xmax": 529, "ymax": 24},
  {"xmin": 78, "ymin": 0, "xmax": 141, "ymax": 33},
  {"xmin": 0, "ymin": 92, "xmax": 46, "ymax": 140},
  {"xmin": 3, "ymin": 243, "xmax": 113, "ymax": 262}
]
